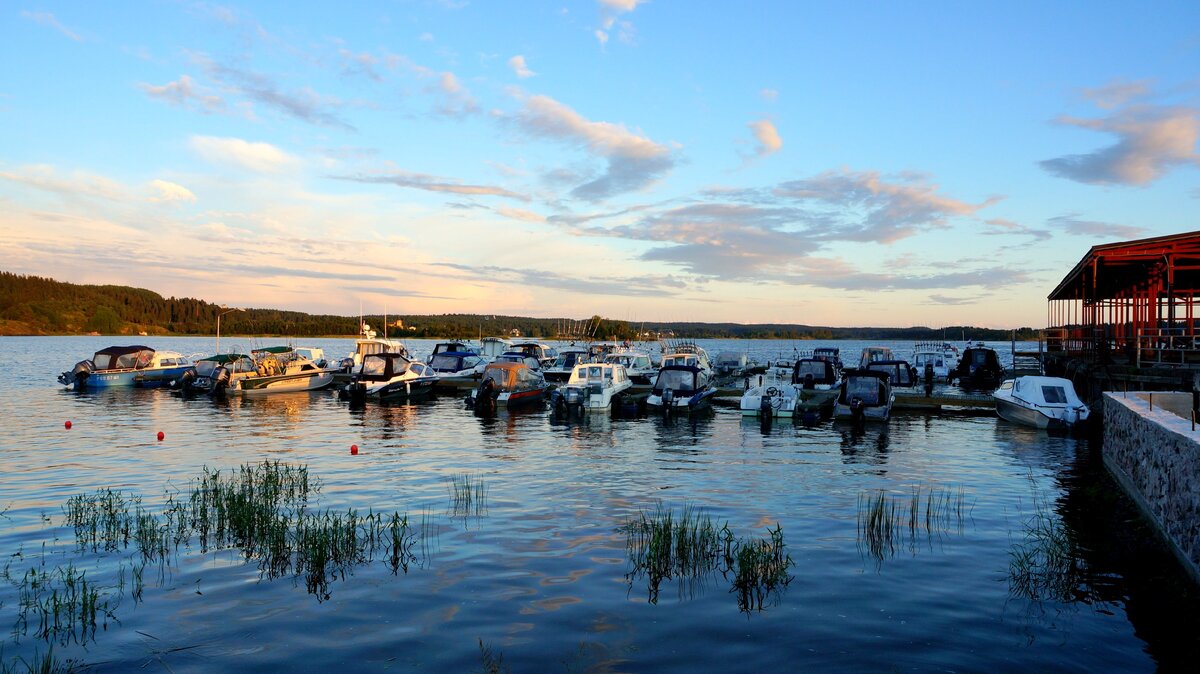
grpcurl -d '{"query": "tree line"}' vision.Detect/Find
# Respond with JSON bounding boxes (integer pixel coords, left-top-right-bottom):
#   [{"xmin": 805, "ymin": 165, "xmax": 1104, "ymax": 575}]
[{"xmin": 0, "ymin": 271, "xmax": 1041, "ymax": 341}]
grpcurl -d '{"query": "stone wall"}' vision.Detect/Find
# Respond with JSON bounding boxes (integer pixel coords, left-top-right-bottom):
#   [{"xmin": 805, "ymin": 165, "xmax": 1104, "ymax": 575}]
[{"xmin": 1104, "ymin": 392, "xmax": 1200, "ymax": 584}]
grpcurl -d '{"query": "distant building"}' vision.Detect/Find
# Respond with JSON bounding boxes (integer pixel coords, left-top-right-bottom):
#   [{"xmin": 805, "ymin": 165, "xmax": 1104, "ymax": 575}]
[{"xmin": 509, "ymin": 328, "xmax": 521, "ymax": 337}]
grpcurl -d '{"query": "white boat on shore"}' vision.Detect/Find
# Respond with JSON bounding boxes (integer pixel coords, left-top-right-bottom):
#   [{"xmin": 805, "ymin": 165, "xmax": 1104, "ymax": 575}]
[{"xmin": 993, "ymin": 376, "xmax": 1090, "ymax": 431}]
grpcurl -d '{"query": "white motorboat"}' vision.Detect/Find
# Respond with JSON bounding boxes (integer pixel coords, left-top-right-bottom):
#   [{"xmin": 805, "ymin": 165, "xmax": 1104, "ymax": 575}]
[
  {"xmin": 834, "ymin": 369, "xmax": 895, "ymax": 422},
  {"xmin": 509, "ymin": 341, "xmax": 558, "ymax": 367},
  {"xmin": 223, "ymin": 346, "xmax": 335, "ymax": 394},
  {"xmin": 335, "ymin": 323, "xmax": 409, "ymax": 383},
  {"xmin": 858, "ymin": 346, "xmax": 894, "ymax": 369},
  {"xmin": 645, "ymin": 363, "xmax": 717, "ymax": 414},
  {"xmin": 551, "ymin": 362, "xmax": 633, "ymax": 414},
  {"xmin": 603, "ymin": 351, "xmax": 656, "ymax": 384},
  {"xmin": 993, "ymin": 376, "xmax": 1090, "ymax": 431},
  {"xmin": 544, "ymin": 347, "xmax": 591, "ymax": 383},
  {"xmin": 479, "ymin": 336, "xmax": 515, "ymax": 362},
  {"xmin": 740, "ymin": 372, "xmax": 800, "ymax": 418},
  {"xmin": 340, "ymin": 352, "xmax": 438, "ymax": 401},
  {"xmin": 911, "ymin": 342, "xmax": 952, "ymax": 381},
  {"xmin": 428, "ymin": 351, "xmax": 487, "ymax": 378}
]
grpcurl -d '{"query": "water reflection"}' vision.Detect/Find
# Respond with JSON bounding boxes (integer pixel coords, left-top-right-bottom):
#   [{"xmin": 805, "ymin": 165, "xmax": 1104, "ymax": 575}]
[{"xmin": 838, "ymin": 424, "xmax": 891, "ymax": 466}]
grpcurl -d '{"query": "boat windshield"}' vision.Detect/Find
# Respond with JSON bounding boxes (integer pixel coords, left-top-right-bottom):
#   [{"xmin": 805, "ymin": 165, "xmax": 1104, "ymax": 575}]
[
  {"xmin": 1041, "ymin": 385, "xmax": 1068, "ymax": 404},
  {"xmin": 663, "ymin": 355, "xmax": 697, "ymax": 367},
  {"xmin": 361, "ymin": 357, "xmax": 392, "ymax": 377},
  {"xmin": 796, "ymin": 361, "xmax": 830, "ymax": 380},
  {"xmin": 845, "ymin": 377, "xmax": 881, "ymax": 405},
  {"xmin": 655, "ymin": 369, "xmax": 696, "ymax": 392},
  {"xmin": 554, "ymin": 352, "xmax": 584, "ymax": 369},
  {"xmin": 430, "ymin": 354, "xmax": 467, "ymax": 370}
]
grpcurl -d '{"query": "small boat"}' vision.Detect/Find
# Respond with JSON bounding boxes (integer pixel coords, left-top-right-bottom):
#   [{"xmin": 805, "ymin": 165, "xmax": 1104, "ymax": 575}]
[
  {"xmin": 792, "ymin": 357, "xmax": 841, "ymax": 390},
  {"xmin": 340, "ymin": 352, "xmax": 438, "ymax": 402},
  {"xmin": 740, "ymin": 372, "xmax": 800, "ymax": 418},
  {"xmin": 812, "ymin": 347, "xmax": 844, "ymax": 372},
  {"xmin": 993, "ymin": 376, "xmax": 1090, "ymax": 431},
  {"xmin": 911, "ymin": 342, "xmax": 952, "ymax": 382},
  {"xmin": 550, "ymin": 362, "xmax": 633, "ymax": 414},
  {"xmin": 428, "ymin": 341, "xmax": 478, "ymax": 362},
  {"xmin": 466, "ymin": 361, "xmax": 547, "ymax": 411},
  {"xmin": 858, "ymin": 346, "xmax": 894, "ymax": 369},
  {"xmin": 494, "ymin": 351, "xmax": 545, "ymax": 370},
  {"xmin": 428, "ymin": 351, "xmax": 487, "ymax": 378},
  {"xmin": 228, "ymin": 346, "xmax": 336, "ymax": 394},
  {"xmin": 951, "ymin": 344, "xmax": 1005, "ymax": 390},
  {"xmin": 479, "ymin": 336, "xmax": 515, "ymax": 362},
  {"xmin": 508, "ymin": 341, "xmax": 558, "ymax": 367},
  {"xmin": 645, "ymin": 364, "xmax": 717, "ymax": 414},
  {"xmin": 335, "ymin": 324, "xmax": 409, "ymax": 384},
  {"xmin": 834, "ymin": 369, "xmax": 895, "ymax": 422},
  {"xmin": 603, "ymin": 351, "xmax": 657, "ymax": 385},
  {"xmin": 713, "ymin": 351, "xmax": 751, "ymax": 377},
  {"xmin": 58, "ymin": 345, "xmax": 192, "ymax": 390},
  {"xmin": 181, "ymin": 353, "xmax": 259, "ymax": 394},
  {"xmin": 543, "ymin": 347, "xmax": 591, "ymax": 383},
  {"xmin": 866, "ymin": 360, "xmax": 918, "ymax": 388}
]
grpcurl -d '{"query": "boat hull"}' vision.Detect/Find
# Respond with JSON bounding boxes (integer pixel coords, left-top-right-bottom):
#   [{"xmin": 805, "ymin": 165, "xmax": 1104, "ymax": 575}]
[
  {"xmin": 645, "ymin": 388, "xmax": 717, "ymax": 413},
  {"xmin": 994, "ymin": 395, "xmax": 1088, "ymax": 431},
  {"xmin": 833, "ymin": 396, "xmax": 895, "ymax": 422},
  {"xmin": 231, "ymin": 371, "xmax": 335, "ymax": 394},
  {"xmin": 62, "ymin": 366, "xmax": 191, "ymax": 390}
]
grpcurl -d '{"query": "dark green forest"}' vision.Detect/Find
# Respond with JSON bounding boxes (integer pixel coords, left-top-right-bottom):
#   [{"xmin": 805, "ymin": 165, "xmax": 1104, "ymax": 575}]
[{"xmin": 0, "ymin": 271, "xmax": 1042, "ymax": 341}]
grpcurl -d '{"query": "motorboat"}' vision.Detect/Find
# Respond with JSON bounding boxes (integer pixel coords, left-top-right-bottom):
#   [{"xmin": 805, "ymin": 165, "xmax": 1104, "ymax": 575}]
[
  {"xmin": 427, "ymin": 351, "xmax": 487, "ymax": 378},
  {"xmin": 225, "ymin": 346, "xmax": 335, "ymax": 394},
  {"xmin": 911, "ymin": 342, "xmax": 952, "ymax": 381},
  {"xmin": 543, "ymin": 347, "xmax": 590, "ymax": 383},
  {"xmin": 340, "ymin": 352, "xmax": 438, "ymax": 402},
  {"xmin": 645, "ymin": 364, "xmax": 717, "ymax": 414},
  {"xmin": 834, "ymin": 369, "xmax": 895, "ymax": 422},
  {"xmin": 550, "ymin": 362, "xmax": 633, "ymax": 414},
  {"xmin": 58, "ymin": 345, "xmax": 192, "ymax": 390},
  {"xmin": 660, "ymin": 342, "xmax": 713, "ymax": 376},
  {"xmin": 858, "ymin": 346, "xmax": 894, "ymax": 369},
  {"xmin": 181, "ymin": 353, "xmax": 258, "ymax": 394},
  {"xmin": 293, "ymin": 347, "xmax": 330, "ymax": 369},
  {"xmin": 740, "ymin": 372, "xmax": 800, "ymax": 418},
  {"xmin": 791, "ymin": 357, "xmax": 841, "ymax": 390},
  {"xmin": 479, "ymin": 336, "xmax": 515, "ymax": 362},
  {"xmin": 335, "ymin": 324, "xmax": 409, "ymax": 383},
  {"xmin": 428, "ymin": 341, "xmax": 478, "ymax": 362},
  {"xmin": 509, "ymin": 341, "xmax": 558, "ymax": 367},
  {"xmin": 466, "ymin": 361, "xmax": 547, "ymax": 411},
  {"xmin": 951, "ymin": 344, "xmax": 1005, "ymax": 390},
  {"xmin": 866, "ymin": 360, "xmax": 918, "ymax": 388},
  {"xmin": 494, "ymin": 351, "xmax": 544, "ymax": 370},
  {"xmin": 713, "ymin": 351, "xmax": 750, "ymax": 377},
  {"xmin": 993, "ymin": 376, "xmax": 1090, "ymax": 431},
  {"xmin": 812, "ymin": 347, "xmax": 844, "ymax": 372},
  {"xmin": 603, "ymin": 351, "xmax": 657, "ymax": 385}
]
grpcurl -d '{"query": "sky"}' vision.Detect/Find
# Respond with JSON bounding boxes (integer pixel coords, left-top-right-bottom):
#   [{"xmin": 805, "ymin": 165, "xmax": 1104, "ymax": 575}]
[{"xmin": 1, "ymin": 1, "xmax": 1198, "ymax": 329}]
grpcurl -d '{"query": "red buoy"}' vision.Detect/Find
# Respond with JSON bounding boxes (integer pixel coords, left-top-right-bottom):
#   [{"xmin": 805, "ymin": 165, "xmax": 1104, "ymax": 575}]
[
  {"xmin": 350, "ymin": 444, "xmax": 358, "ymax": 455},
  {"xmin": 157, "ymin": 431, "xmax": 165, "ymax": 441},
  {"xmin": 64, "ymin": 421, "xmax": 72, "ymax": 429}
]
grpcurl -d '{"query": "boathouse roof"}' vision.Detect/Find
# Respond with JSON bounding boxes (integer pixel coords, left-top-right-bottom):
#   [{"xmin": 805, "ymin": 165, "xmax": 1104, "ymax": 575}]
[{"xmin": 1048, "ymin": 230, "xmax": 1200, "ymax": 301}]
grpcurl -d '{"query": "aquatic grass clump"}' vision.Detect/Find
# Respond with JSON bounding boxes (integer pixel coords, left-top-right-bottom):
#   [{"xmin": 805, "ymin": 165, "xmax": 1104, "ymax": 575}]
[
  {"xmin": 730, "ymin": 524, "xmax": 794, "ymax": 612},
  {"xmin": 0, "ymin": 645, "xmax": 81, "ymax": 673},
  {"xmin": 9, "ymin": 560, "xmax": 112, "ymax": 644},
  {"xmin": 620, "ymin": 502, "xmax": 794, "ymax": 611},
  {"xmin": 1008, "ymin": 488, "xmax": 1087, "ymax": 602},
  {"xmin": 856, "ymin": 485, "xmax": 968, "ymax": 563},
  {"xmin": 448, "ymin": 474, "xmax": 488, "ymax": 520}
]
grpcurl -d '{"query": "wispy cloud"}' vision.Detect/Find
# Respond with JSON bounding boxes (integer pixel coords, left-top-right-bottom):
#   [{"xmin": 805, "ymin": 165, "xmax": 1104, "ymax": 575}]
[
  {"xmin": 495, "ymin": 206, "xmax": 546, "ymax": 222},
  {"xmin": 510, "ymin": 93, "xmax": 675, "ymax": 201},
  {"xmin": 982, "ymin": 217, "xmax": 1051, "ymax": 241},
  {"xmin": 191, "ymin": 53, "xmax": 355, "ymax": 130},
  {"xmin": 139, "ymin": 75, "xmax": 226, "ymax": 113},
  {"xmin": 147, "ymin": 179, "xmax": 197, "ymax": 204},
  {"xmin": 190, "ymin": 136, "xmax": 300, "ymax": 173},
  {"xmin": 595, "ymin": 0, "xmax": 645, "ymax": 46},
  {"xmin": 0, "ymin": 164, "xmax": 127, "ymax": 201},
  {"xmin": 1040, "ymin": 95, "xmax": 1199, "ymax": 186},
  {"xmin": 508, "ymin": 55, "xmax": 535, "ymax": 79},
  {"xmin": 334, "ymin": 170, "xmax": 528, "ymax": 200},
  {"xmin": 19, "ymin": 11, "xmax": 81, "ymax": 41},
  {"xmin": 428, "ymin": 261, "xmax": 689, "ymax": 298},
  {"xmin": 1048, "ymin": 214, "xmax": 1147, "ymax": 239},
  {"xmin": 760, "ymin": 88, "xmax": 779, "ymax": 103},
  {"xmin": 432, "ymin": 71, "xmax": 479, "ymax": 116},
  {"xmin": 747, "ymin": 119, "xmax": 782, "ymax": 158},
  {"xmin": 1080, "ymin": 78, "xmax": 1153, "ymax": 109}
]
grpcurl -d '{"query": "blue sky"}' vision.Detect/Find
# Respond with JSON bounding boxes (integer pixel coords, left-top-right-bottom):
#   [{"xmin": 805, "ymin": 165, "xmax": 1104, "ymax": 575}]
[{"xmin": 2, "ymin": 1, "xmax": 1198, "ymax": 328}]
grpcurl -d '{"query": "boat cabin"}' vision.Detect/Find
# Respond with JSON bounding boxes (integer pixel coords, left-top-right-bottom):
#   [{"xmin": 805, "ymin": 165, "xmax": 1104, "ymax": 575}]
[
  {"xmin": 714, "ymin": 351, "xmax": 749, "ymax": 373},
  {"xmin": 1000, "ymin": 376, "xmax": 1085, "ymax": 408},
  {"xmin": 479, "ymin": 336, "xmax": 514, "ymax": 359},
  {"xmin": 359, "ymin": 352, "xmax": 426, "ymax": 381},
  {"xmin": 652, "ymin": 365, "xmax": 707, "ymax": 395},
  {"xmin": 194, "ymin": 354, "xmax": 256, "ymax": 378},
  {"xmin": 429, "ymin": 351, "xmax": 485, "ymax": 374},
  {"xmin": 605, "ymin": 352, "xmax": 654, "ymax": 371},
  {"xmin": 509, "ymin": 341, "xmax": 558, "ymax": 364},
  {"xmin": 549, "ymin": 348, "xmax": 590, "ymax": 371},
  {"xmin": 839, "ymin": 369, "xmax": 892, "ymax": 406},
  {"xmin": 662, "ymin": 353, "xmax": 701, "ymax": 368},
  {"xmin": 813, "ymin": 347, "xmax": 843, "ymax": 368},
  {"xmin": 792, "ymin": 358, "xmax": 839, "ymax": 388},
  {"xmin": 866, "ymin": 360, "xmax": 917, "ymax": 387},
  {"xmin": 92, "ymin": 345, "xmax": 158, "ymax": 371},
  {"xmin": 495, "ymin": 351, "xmax": 543, "ymax": 369},
  {"xmin": 430, "ymin": 341, "xmax": 478, "ymax": 359},
  {"xmin": 858, "ymin": 346, "xmax": 894, "ymax": 368},
  {"xmin": 480, "ymin": 361, "xmax": 544, "ymax": 392},
  {"xmin": 567, "ymin": 363, "xmax": 630, "ymax": 389}
]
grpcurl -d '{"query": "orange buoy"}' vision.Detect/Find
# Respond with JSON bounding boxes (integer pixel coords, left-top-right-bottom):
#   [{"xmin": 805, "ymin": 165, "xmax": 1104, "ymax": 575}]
[
  {"xmin": 350, "ymin": 444, "xmax": 359, "ymax": 455},
  {"xmin": 64, "ymin": 421, "xmax": 72, "ymax": 429},
  {"xmin": 157, "ymin": 431, "xmax": 165, "ymax": 441}
]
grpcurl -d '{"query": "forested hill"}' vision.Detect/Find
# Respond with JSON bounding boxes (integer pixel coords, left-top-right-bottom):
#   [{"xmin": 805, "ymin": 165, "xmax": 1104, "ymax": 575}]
[{"xmin": 0, "ymin": 272, "xmax": 1041, "ymax": 340}]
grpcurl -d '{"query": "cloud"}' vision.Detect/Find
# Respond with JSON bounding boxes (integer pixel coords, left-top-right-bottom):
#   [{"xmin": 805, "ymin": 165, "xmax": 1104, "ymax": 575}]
[
  {"xmin": 191, "ymin": 53, "xmax": 354, "ymax": 130},
  {"xmin": 760, "ymin": 88, "xmax": 779, "ymax": 102},
  {"xmin": 594, "ymin": 29, "xmax": 609, "ymax": 46},
  {"xmin": 433, "ymin": 71, "xmax": 480, "ymax": 116},
  {"xmin": 139, "ymin": 75, "xmax": 225, "ymax": 113},
  {"xmin": 496, "ymin": 206, "xmax": 546, "ymax": 223},
  {"xmin": 748, "ymin": 119, "xmax": 782, "ymax": 157},
  {"xmin": 19, "ymin": 11, "xmax": 81, "ymax": 41},
  {"xmin": 775, "ymin": 169, "xmax": 997, "ymax": 243},
  {"xmin": 428, "ymin": 261, "xmax": 688, "ymax": 298},
  {"xmin": 189, "ymin": 136, "xmax": 300, "ymax": 173},
  {"xmin": 0, "ymin": 164, "xmax": 127, "ymax": 201},
  {"xmin": 1040, "ymin": 103, "xmax": 1200, "ymax": 185},
  {"xmin": 982, "ymin": 217, "xmax": 1051, "ymax": 241},
  {"xmin": 508, "ymin": 55, "xmax": 535, "ymax": 79},
  {"xmin": 1080, "ymin": 78, "xmax": 1153, "ymax": 109},
  {"xmin": 333, "ymin": 171, "xmax": 529, "ymax": 200},
  {"xmin": 147, "ymin": 179, "xmax": 197, "ymax": 204},
  {"xmin": 1048, "ymin": 214, "xmax": 1147, "ymax": 240},
  {"xmin": 596, "ymin": 0, "xmax": 645, "ymax": 46},
  {"xmin": 510, "ymin": 94, "xmax": 675, "ymax": 201},
  {"xmin": 928, "ymin": 294, "xmax": 979, "ymax": 306},
  {"xmin": 338, "ymin": 49, "xmax": 383, "ymax": 82}
]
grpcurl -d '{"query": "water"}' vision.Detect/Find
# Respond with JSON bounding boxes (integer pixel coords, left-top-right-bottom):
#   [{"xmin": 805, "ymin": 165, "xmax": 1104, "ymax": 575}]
[{"xmin": 1, "ymin": 336, "xmax": 1197, "ymax": 671}]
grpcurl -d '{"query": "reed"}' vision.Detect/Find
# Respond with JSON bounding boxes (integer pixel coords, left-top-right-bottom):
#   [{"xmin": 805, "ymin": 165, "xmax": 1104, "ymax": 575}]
[
  {"xmin": 1008, "ymin": 488, "xmax": 1084, "ymax": 602},
  {"xmin": 9, "ymin": 560, "xmax": 112, "ymax": 644},
  {"xmin": 448, "ymin": 474, "xmax": 488, "ymax": 519},
  {"xmin": 730, "ymin": 524, "xmax": 794, "ymax": 612},
  {"xmin": 857, "ymin": 485, "xmax": 967, "ymax": 562},
  {"xmin": 0, "ymin": 645, "xmax": 80, "ymax": 674}
]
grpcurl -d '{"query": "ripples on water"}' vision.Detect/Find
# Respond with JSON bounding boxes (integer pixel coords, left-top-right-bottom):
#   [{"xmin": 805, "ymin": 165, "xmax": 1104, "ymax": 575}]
[{"xmin": 1, "ymin": 336, "xmax": 1198, "ymax": 671}]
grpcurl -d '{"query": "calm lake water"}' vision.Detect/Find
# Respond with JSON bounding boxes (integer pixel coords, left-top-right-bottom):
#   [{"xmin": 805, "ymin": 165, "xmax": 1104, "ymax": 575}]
[{"xmin": 1, "ymin": 336, "xmax": 1198, "ymax": 671}]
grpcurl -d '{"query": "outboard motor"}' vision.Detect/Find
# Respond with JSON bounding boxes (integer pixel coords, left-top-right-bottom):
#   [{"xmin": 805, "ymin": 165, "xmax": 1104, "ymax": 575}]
[
  {"xmin": 924, "ymin": 363, "xmax": 935, "ymax": 397},
  {"xmin": 759, "ymin": 391, "xmax": 774, "ymax": 418},
  {"xmin": 176, "ymin": 368, "xmax": 197, "ymax": 392},
  {"xmin": 342, "ymin": 379, "xmax": 368, "ymax": 403},
  {"xmin": 803, "ymin": 373, "xmax": 815, "ymax": 390},
  {"xmin": 661, "ymin": 387, "xmax": 675, "ymax": 414},
  {"xmin": 338, "ymin": 357, "xmax": 355, "ymax": 373},
  {"xmin": 849, "ymin": 396, "xmax": 866, "ymax": 424},
  {"xmin": 473, "ymin": 378, "xmax": 498, "ymax": 413},
  {"xmin": 212, "ymin": 366, "xmax": 232, "ymax": 396},
  {"xmin": 61, "ymin": 360, "xmax": 94, "ymax": 389}
]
